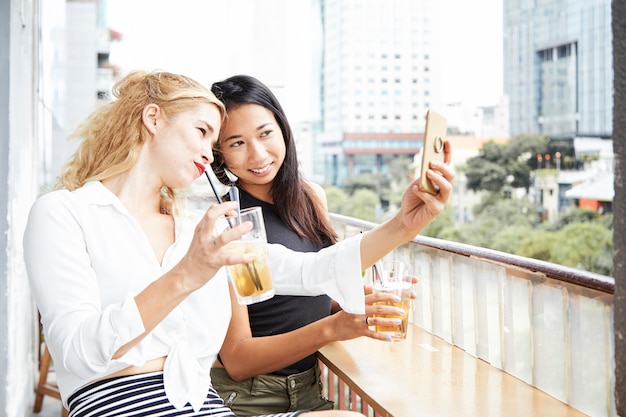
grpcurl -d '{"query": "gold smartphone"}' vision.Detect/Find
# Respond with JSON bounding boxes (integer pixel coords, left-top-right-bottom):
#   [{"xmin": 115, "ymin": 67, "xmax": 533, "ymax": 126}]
[{"xmin": 419, "ymin": 109, "xmax": 447, "ymax": 195}]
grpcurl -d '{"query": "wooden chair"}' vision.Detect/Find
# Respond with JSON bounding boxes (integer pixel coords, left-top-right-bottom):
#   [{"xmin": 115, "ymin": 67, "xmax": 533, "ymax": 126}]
[{"xmin": 34, "ymin": 343, "xmax": 68, "ymax": 417}]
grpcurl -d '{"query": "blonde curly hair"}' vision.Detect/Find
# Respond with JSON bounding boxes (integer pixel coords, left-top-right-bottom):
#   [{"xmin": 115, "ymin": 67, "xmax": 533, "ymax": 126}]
[{"xmin": 58, "ymin": 70, "xmax": 225, "ymax": 213}]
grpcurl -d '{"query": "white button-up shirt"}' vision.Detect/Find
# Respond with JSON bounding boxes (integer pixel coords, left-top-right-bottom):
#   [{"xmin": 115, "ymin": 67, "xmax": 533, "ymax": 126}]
[{"xmin": 24, "ymin": 181, "xmax": 365, "ymax": 411}]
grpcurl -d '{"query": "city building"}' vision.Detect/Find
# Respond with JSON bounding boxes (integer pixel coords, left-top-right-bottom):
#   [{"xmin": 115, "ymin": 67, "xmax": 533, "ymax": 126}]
[
  {"xmin": 441, "ymin": 97, "xmax": 510, "ymax": 139},
  {"xmin": 39, "ymin": 0, "xmax": 118, "ymax": 188},
  {"xmin": 1, "ymin": 1, "xmax": 117, "ymax": 414},
  {"xmin": 533, "ymin": 137, "xmax": 614, "ymax": 221},
  {"xmin": 504, "ymin": 0, "xmax": 614, "ymax": 219},
  {"xmin": 565, "ymin": 171, "xmax": 613, "ymax": 213},
  {"xmin": 315, "ymin": 0, "xmax": 443, "ymax": 185},
  {"xmin": 3, "ymin": 2, "xmax": 626, "ymax": 416},
  {"xmin": 503, "ymin": 0, "xmax": 613, "ymax": 138}
]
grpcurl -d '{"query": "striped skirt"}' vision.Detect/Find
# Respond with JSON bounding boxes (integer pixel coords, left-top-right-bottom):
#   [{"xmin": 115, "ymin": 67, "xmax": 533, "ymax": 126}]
[{"xmin": 67, "ymin": 372, "xmax": 307, "ymax": 417}]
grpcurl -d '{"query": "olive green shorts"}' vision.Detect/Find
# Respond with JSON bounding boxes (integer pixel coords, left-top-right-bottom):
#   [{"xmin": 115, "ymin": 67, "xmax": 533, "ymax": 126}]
[{"xmin": 210, "ymin": 362, "xmax": 334, "ymax": 416}]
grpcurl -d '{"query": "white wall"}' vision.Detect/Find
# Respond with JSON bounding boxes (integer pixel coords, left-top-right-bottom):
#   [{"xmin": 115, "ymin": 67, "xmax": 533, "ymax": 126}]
[{"xmin": 1, "ymin": 0, "xmax": 40, "ymax": 416}]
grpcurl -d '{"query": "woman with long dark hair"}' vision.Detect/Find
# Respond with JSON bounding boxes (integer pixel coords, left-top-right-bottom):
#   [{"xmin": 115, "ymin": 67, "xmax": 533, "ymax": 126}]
[{"xmin": 209, "ymin": 75, "xmax": 453, "ymax": 415}]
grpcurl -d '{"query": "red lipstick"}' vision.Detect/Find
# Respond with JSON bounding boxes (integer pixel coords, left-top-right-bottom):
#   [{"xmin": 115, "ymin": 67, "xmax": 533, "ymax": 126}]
[{"xmin": 194, "ymin": 162, "xmax": 206, "ymax": 176}]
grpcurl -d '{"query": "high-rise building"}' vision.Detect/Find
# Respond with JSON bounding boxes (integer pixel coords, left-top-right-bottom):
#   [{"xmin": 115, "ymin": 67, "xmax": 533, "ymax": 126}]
[
  {"xmin": 39, "ymin": 0, "xmax": 118, "ymax": 187},
  {"xmin": 316, "ymin": 0, "xmax": 442, "ymax": 185},
  {"xmin": 503, "ymin": 0, "xmax": 612, "ymax": 137}
]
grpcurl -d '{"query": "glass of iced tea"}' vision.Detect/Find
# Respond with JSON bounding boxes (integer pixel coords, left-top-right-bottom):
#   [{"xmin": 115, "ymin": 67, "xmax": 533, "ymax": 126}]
[
  {"xmin": 372, "ymin": 261, "xmax": 412, "ymax": 340},
  {"xmin": 221, "ymin": 206, "xmax": 275, "ymax": 305}
]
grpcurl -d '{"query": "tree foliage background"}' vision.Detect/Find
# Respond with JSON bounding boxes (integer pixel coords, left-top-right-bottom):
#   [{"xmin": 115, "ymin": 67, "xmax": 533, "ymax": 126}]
[{"xmin": 324, "ymin": 135, "xmax": 613, "ymax": 277}]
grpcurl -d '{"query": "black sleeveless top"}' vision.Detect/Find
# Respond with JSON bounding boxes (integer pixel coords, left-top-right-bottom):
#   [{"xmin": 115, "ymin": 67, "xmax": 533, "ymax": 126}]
[{"xmin": 235, "ymin": 189, "xmax": 332, "ymax": 375}]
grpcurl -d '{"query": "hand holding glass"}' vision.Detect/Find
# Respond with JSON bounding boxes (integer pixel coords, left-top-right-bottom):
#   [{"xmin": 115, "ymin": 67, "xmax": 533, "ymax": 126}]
[
  {"xmin": 220, "ymin": 206, "xmax": 275, "ymax": 305},
  {"xmin": 372, "ymin": 261, "xmax": 412, "ymax": 340}
]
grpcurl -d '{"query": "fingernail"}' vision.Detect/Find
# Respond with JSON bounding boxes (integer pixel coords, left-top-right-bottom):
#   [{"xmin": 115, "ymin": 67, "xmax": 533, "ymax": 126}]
[
  {"xmin": 385, "ymin": 335, "xmax": 391, "ymax": 341},
  {"xmin": 397, "ymin": 309, "xmax": 406, "ymax": 315},
  {"xmin": 393, "ymin": 295, "xmax": 401, "ymax": 301},
  {"xmin": 393, "ymin": 319, "xmax": 402, "ymax": 325}
]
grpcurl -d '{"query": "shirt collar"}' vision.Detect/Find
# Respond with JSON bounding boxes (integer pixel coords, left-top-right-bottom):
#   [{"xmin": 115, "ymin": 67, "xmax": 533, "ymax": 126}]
[
  {"xmin": 77, "ymin": 181, "xmax": 120, "ymax": 204},
  {"xmin": 73, "ymin": 181, "xmax": 134, "ymax": 217}
]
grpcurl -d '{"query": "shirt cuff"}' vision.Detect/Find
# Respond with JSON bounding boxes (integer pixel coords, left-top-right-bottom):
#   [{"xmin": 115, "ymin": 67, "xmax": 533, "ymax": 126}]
[
  {"xmin": 108, "ymin": 294, "xmax": 148, "ymax": 364},
  {"xmin": 268, "ymin": 234, "xmax": 366, "ymax": 314}
]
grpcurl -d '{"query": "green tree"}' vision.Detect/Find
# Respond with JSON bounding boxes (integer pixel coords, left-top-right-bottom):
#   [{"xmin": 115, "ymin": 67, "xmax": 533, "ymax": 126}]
[
  {"xmin": 346, "ymin": 189, "xmax": 380, "ymax": 222},
  {"xmin": 462, "ymin": 135, "xmax": 548, "ymax": 193},
  {"xmin": 590, "ymin": 234, "xmax": 614, "ymax": 276},
  {"xmin": 386, "ymin": 157, "xmax": 412, "ymax": 208},
  {"xmin": 442, "ymin": 217, "xmax": 502, "ymax": 248},
  {"xmin": 324, "ymin": 186, "xmax": 350, "ymax": 215},
  {"xmin": 518, "ymin": 231, "xmax": 559, "ymax": 262},
  {"xmin": 472, "ymin": 195, "xmax": 538, "ymax": 227},
  {"xmin": 599, "ymin": 212, "xmax": 614, "ymax": 229},
  {"xmin": 545, "ymin": 207, "xmax": 601, "ymax": 231},
  {"xmin": 464, "ymin": 156, "xmax": 508, "ymax": 193},
  {"xmin": 421, "ymin": 205, "xmax": 454, "ymax": 238},
  {"xmin": 341, "ymin": 173, "xmax": 385, "ymax": 196},
  {"xmin": 437, "ymin": 224, "xmax": 470, "ymax": 245},
  {"xmin": 491, "ymin": 224, "xmax": 535, "ymax": 254},
  {"xmin": 339, "ymin": 156, "xmax": 410, "ymax": 213},
  {"xmin": 504, "ymin": 134, "xmax": 550, "ymax": 186},
  {"xmin": 550, "ymin": 222, "xmax": 612, "ymax": 271},
  {"xmin": 515, "ymin": 223, "xmax": 613, "ymax": 275},
  {"xmin": 387, "ymin": 157, "xmax": 412, "ymax": 188}
]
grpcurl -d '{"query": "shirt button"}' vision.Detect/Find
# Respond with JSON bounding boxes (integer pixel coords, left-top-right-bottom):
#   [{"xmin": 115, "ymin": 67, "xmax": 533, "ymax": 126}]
[{"xmin": 290, "ymin": 380, "xmax": 296, "ymax": 389}]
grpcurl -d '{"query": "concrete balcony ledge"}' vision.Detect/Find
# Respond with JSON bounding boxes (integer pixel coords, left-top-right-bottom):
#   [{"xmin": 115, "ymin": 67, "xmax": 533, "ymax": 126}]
[{"xmin": 329, "ymin": 214, "xmax": 616, "ymax": 417}]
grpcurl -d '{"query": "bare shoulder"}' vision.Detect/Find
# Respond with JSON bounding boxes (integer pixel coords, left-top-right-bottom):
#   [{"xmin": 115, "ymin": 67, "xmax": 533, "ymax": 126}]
[
  {"xmin": 307, "ymin": 181, "xmax": 325, "ymax": 198},
  {"xmin": 306, "ymin": 181, "xmax": 329, "ymax": 211},
  {"xmin": 306, "ymin": 181, "xmax": 326, "ymax": 200}
]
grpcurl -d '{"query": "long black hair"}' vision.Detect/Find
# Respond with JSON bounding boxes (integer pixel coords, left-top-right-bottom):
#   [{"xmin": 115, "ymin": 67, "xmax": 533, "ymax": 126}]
[{"xmin": 211, "ymin": 75, "xmax": 336, "ymax": 246}]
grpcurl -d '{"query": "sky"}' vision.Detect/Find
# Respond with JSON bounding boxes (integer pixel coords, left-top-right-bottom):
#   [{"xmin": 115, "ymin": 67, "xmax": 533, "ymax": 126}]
[
  {"xmin": 106, "ymin": 0, "xmax": 503, "ymax": 122},
  {"xmin": 437, "ymin": 0, "xmax": 503, "ymax": 106}
]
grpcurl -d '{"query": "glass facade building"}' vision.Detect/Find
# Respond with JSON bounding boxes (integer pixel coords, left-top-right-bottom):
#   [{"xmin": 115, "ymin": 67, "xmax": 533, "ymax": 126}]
[{"xmin": 503, "ymin": 0, "xmax": 612, "ymax": 137}]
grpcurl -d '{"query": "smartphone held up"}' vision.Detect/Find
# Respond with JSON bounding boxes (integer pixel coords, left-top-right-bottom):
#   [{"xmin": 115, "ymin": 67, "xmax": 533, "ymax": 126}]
[{"xmin": 419, "ymin": 109, "xmax": 447, "ymax": 195}]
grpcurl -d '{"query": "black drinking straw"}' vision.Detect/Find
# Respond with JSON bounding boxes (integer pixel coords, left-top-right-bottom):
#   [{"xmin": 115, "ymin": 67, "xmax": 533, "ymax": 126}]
[
  {"xmin": 204, "ymin": 170, "xmax": 263, "ymax": 290},
  {"xmin": 205, "ymin": 170, "xmax": 223, "ymax": 204},
  {"xmin": 205, "ymin": 170, "xmax": 233, "ymax": 228}
]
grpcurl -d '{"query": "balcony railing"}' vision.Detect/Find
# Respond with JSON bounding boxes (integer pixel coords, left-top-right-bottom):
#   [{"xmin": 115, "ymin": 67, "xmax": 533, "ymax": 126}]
[{"xmin": 325, "ymin": 213, "xmax": 615, "ymax": 417}]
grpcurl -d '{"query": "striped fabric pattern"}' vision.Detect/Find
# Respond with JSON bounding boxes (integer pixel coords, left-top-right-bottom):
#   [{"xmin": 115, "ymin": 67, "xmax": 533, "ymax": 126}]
[{"xmin": 67, "ymin": 372, "xmax": 306, "ymax": 417}]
